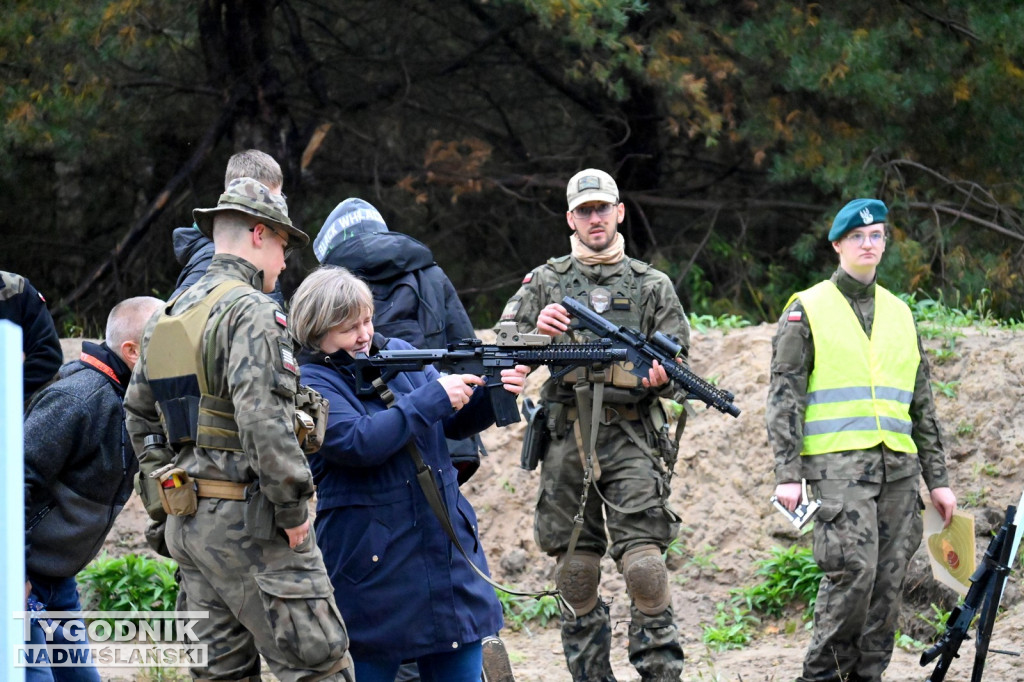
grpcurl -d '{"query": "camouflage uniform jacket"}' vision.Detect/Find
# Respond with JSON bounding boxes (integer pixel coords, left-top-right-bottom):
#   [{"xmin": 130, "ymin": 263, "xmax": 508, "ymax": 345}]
[
  {"xmin": 0, "ymin": 270, "xmax": 62, "ymax": 400},
  {"xmin": 766, "ymin": 267, "xmax": 949, "ymax": 491},
  {"xmin": 124, "ymin": 254, "xmax": 313, "ymax": 530},
  {"xmin": 501, "ymin": 255, "xmax": 690, "ymax": 406}
]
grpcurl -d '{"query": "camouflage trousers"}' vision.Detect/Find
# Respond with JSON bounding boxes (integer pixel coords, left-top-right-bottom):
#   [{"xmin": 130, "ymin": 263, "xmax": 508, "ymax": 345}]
[
  {"xmin": 536, "ymin": 421, "xmax": 683, "ymax": 681},
  {"xmin": 561, "ymin": 602, "xmax": 684, "ymax": 682},
  {"xmin": 799, "ymin": 476, "xmax": 923, "ymax": 682},
  {"xmin": 167, "ymin": 498, "xmax": 353, "ymax": 682}
]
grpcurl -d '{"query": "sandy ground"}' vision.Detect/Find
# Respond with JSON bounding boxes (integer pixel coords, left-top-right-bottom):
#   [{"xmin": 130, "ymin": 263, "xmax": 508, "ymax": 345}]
[{"xmin": 88, "ymin": 321, "xmax": 1024, "ymax": 681}]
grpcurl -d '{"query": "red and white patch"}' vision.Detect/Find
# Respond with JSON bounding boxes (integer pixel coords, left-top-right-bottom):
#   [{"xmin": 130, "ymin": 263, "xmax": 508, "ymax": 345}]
[
  {"xmin": 522, "ymin": 272, "xmax": 533, "ymax": 284},
  {"xmin": 279, "ymin": 344, "xmax": 298, "ymax": 374},
  {"xmin": 37, "ymin": 292, "xmax": 47, "ymax": 303},
  {"xmin": 275, "ymin": 311, "xmax": 288, "ymax": 328},
  {"xmin": 787, "ymin": 311, "xmax": 802, "ymax": 322}
]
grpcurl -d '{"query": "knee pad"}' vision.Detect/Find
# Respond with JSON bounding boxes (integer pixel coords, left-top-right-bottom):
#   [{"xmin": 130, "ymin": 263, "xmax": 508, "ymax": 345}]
[
  {"xmin": 556, "ymin": 551, "xmax": 602, "ymax": 616},
  {"xmin": 622, "ymin": 545, "xmax": 671, "ymax": 616}
]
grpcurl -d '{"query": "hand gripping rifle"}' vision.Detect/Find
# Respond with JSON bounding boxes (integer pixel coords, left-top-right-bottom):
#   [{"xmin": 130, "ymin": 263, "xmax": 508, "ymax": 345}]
[
  {"xmin": 921, "ymin": 490, "xmax": 1024, "ymax": 681},
  {"xmin": 560, "ymin": 295, "xmax": 741, "ymax": 417},
  {"xmin": 352, "ymin": 322, "xmax": 628, "ymax": 426}
]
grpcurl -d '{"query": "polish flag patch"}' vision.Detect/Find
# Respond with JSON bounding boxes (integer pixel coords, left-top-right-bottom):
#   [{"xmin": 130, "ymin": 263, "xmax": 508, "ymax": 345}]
[
  {"xmin": 787, "ymin": 311, "xmax": 802, "ymax": 322},
  {"xmin": 522, "ymin": 272, "xmax": 533, "ymax": 284},
  {"xmin": 275, "ymin": 311, "xmax": 288, "ymax": 328}
]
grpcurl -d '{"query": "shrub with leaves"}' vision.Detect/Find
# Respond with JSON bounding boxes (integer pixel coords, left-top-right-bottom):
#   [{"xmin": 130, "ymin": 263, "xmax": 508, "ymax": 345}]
[
  {"xmin": 495, "ymin": 589, "xmax": 561, "ymax": 632},
  {"xmin": 78, "ymin": 552, "xmax": 179, "ymax": 624},
  {"xmin": 733, "ymin": 545, "xmax": 823, "ymax": 618}
]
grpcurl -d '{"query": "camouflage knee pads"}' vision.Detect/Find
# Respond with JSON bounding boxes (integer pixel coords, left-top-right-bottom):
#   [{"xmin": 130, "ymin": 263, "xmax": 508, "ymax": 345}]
[
  {"xmin": 622, "ymin": 545, "xmax": 671, "ymax": 616},
  {"xmin": 556, "ymin": 551, "xmax": 602, "ymax": 616}
]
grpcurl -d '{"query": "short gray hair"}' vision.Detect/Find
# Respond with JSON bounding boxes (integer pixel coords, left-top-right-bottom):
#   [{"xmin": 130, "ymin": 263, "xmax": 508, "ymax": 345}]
[
  {"xmin": 106, "ymin": 296, "xmax": 163, "ymax": 355},
  {"xmin": 289, "ymin": 266, "xmax": 374, "ymax": 351}
]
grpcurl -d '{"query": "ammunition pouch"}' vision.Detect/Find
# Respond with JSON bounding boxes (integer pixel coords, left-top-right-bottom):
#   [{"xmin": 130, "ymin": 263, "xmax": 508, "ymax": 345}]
[
  {"xmin": 152, "ymin": 464, "xmax": 198, "ymax": 517},
  {"xmin": 294, "ymin": 385, "xmax": 329, "ymax": 454},
  {"xmin": 244, "ymin": 483, "xmax": 277, "ymax": 541},
  {"xmin": 520, "ymin": 397, "xmax": 550, "ymax": 471},
  {"xmin": 197, "ymin": 394, "xmax": 242, "ymax": 452},
  {"xmin": 135, "ymin": 436, "xmax": 176, "ymax": 521},
  {"xmin": 159, "ymin": 396, "xmax": 200, "ymax": 447}
]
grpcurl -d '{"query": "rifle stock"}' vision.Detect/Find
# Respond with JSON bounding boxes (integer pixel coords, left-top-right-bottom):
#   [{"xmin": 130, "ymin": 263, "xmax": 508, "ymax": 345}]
[
  {"xmin": 353, "ymin": 325, "xmax": 628, "ymax": 426},
  {"xmin": 560, "ymin": 296, "xmax": 740, "ymax": 417}
]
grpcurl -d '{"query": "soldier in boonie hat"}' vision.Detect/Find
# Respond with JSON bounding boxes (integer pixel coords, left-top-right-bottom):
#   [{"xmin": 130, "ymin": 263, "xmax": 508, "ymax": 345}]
[
  {"xmin": 193, "ymin": 177, "xmax": 309, "ymax": 248},
  {"xmin": 828, "ymin": 198, "xmax": 888, "ymax": 241}
]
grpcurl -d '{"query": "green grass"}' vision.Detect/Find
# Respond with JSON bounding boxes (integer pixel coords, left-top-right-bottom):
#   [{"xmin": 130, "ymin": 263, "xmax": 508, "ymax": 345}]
[
  {"xmin": 701, "ymin": 602, "xmax": 758, "ymax": 651},
  {"xmin": 700, "ymin": 544, "xmax": 823, "ymax": 650},
  {"xmin": 688, "ymin": 313, "xmax": 752, "ymax": 334},
  {"xmin": 932, "ymin": 380, "xmax": 960, "ymax": 399}
]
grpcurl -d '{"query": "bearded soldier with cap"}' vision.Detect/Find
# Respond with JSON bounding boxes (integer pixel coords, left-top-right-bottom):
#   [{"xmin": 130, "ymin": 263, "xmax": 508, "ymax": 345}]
[
  {"xmin": 766, "ymin": 198, "xmax": 957, "ymax": 682},
  {"xmin": 497, "ymin": 169, "xmax": 688, "ymax": 682},
  {"xmin": 123, "ymin": 178, "xmax": 353, "ymax": 682}
]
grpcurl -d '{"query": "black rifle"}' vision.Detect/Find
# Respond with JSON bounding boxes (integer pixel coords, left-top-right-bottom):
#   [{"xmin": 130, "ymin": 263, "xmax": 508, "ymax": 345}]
[
  {"xmin": 921, "ymin": 501, "xmax": 1022, "ymax": 681},
  {"xmin": 352, "ymin": 322, "xmax": 628, "ymax": 426},
  {"xmin": 560, "ymin": 296, "xmax": 741, "ymax": 417}
]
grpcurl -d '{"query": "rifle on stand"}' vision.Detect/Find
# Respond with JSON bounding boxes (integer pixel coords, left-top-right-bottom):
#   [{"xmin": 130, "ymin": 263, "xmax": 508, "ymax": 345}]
[{"xmin": 921, "ymin": 490, "xmax": 1024, "ymax": 681}]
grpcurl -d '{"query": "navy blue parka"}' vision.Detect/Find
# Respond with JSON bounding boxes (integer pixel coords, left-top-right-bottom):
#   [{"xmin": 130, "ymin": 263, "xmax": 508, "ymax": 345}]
[{"xmin": 298, "ymin": 335, "xmax": 504, "ymax": 662}]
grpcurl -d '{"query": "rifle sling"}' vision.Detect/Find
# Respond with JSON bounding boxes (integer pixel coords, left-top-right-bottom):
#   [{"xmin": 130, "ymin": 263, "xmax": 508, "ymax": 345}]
[{"xmin": 368, "ymin": 377, "xmax": 567, "ymax": 611}]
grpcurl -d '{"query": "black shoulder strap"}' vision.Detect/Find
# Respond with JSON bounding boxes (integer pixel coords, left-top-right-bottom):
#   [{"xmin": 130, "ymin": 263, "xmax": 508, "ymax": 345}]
[{"xmin": 367, "ymin": 375, "xmax": 569, "ymax": 613}]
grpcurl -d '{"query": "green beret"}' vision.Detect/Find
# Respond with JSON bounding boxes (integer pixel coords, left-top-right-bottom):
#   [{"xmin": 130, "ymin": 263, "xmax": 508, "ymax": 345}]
[{"xmin": 829, "ymin": 198, "xmax": 888, "ymax": 241}]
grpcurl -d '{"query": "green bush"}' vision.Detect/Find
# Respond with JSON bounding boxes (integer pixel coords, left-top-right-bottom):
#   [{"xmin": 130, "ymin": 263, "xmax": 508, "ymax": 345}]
[
  {"xmin": 78, "ymin": 552, "xmax": 179, "ymax": 623},
  {"xmin": 732, "ymin": 545, "xmax": 823, "ymax": 618},
  {"xmin": 495, "ymin": 588, "xmax": 561, "ymax": 632}
]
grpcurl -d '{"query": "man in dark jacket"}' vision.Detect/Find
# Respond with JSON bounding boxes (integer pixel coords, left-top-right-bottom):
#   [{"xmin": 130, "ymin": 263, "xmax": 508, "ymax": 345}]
[
  {"xmin": 170, "ymin": 149, "xmax": 285, "ymax": 304},
  {"xmin": 23, "ymin": 295, "xmax": 162, "ymax": 682},
  {"xmin": 312, "ymin": 198, "xmax": 486, "ymax": 483},
  {"xmin": 0, "ymin": 270, "xmax": 62, "ymax": 402}
]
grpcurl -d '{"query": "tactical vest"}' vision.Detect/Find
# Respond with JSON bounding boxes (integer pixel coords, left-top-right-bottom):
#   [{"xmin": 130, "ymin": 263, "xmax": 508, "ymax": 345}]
[
  {"xmin": 147, "ymin": 281, "xmax": 252, "ymax": 452},
  {"xmin": 551, "ymin": 255, "xmax": 648, "ymax": 400},
  {"xmin": 792, "ymin": 281, "xmax": 919, "ymax": 456}
]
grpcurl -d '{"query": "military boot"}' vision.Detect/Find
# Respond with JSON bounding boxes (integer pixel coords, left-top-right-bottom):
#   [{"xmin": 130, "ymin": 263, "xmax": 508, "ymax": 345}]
[
  {"xmin": 561, "ymin": 601, "xmax": 616, "ymax": 682},
  {"xmin": 627, "ymin": 604, "xmax": 684, "ymax": 682}
]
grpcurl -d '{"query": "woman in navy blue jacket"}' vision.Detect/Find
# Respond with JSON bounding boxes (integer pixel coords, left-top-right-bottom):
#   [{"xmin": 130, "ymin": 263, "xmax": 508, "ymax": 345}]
[{"xmin": 289, "ymin": 266, "xmax": 528, "ymax": 682}]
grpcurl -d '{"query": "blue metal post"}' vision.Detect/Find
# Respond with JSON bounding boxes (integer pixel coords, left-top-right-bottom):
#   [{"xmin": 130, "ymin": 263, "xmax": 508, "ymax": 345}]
[{"xmin": 0, "ymin": 320, "xmax": 25, "ymax": 681}]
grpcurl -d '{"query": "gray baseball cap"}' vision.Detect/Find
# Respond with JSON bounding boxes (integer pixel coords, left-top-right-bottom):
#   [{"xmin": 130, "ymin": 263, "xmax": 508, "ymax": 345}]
[{"xmin": 567, "ymin": 168, "xmax": 618, "ymax": 211}]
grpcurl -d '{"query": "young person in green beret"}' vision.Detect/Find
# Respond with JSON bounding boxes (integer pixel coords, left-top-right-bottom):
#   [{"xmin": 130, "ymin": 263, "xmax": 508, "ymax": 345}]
[{"xmin": 766, "ymin": 198, "xmax": 957, "ymax": 682}]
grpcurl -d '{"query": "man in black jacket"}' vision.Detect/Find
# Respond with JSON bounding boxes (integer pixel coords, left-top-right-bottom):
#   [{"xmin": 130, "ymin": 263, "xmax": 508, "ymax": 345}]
[
  {"xmin": 170, "ymin": 149, "xmax": 285, "ymax": 303},
  {"xmin": 23, "ymin": 295, "xmax": 162, "ymax": 682},
  {"xmin": 0, "ymin": 270, "xmax": 62, "ymax": 402},
  {"xmin": 313, "ymin": 198, "xmax": 487, "ymax": 483}
]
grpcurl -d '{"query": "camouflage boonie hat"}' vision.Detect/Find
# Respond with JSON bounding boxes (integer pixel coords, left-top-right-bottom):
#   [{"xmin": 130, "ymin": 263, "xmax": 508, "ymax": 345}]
[{"xmin": 193, "ymin": 177, "xmax": 310, "ymax": 247}]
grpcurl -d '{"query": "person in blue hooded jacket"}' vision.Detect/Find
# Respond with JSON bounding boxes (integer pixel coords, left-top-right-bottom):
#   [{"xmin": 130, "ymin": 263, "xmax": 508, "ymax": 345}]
[
  {"xmin": 313, "ymin": 198, "xmax": 486, "ymax": 484},
  {"xmin": 288, "ymin": 265, "xmax": 529, "ymax": 682}
]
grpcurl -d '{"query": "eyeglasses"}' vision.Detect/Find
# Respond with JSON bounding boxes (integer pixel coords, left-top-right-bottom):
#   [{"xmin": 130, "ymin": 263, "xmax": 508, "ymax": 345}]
[
  {"xmin": 253, "ymin": 224, "xmax": 296, "ymax": 258},
  {"xmin": 571, "ymin": 203, "xmax": 617, "ymax": 220},
  {"xmin": 844, "ymin": 230, "xmax": 886, "ymax": 246}
]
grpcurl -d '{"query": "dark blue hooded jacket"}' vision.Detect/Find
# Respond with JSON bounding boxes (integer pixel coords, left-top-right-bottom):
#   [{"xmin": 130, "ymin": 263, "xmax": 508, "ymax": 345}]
[{"xmin": 298, "ymin": 335, "xmax": 503, "ymax": 661}]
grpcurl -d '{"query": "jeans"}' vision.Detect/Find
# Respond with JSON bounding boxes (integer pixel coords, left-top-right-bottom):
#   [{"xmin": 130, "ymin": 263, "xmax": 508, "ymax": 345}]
[
  {"xmin": 25, "ymin": 574, "xmax": 100, "ymax": 682},
  {"xmin": 354, "ymin": 640, "xmax": 483, "ymax": 682}
]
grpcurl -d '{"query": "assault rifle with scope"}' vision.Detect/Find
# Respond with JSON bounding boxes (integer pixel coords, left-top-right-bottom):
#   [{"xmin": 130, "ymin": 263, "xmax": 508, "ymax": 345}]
[
  {"xmin": 352, "ymin": 322, "xmax": 628, "ymax": 426},
  {"xmin": 560, "ymin": 295, "xmax": 741, "ymax": 418}
]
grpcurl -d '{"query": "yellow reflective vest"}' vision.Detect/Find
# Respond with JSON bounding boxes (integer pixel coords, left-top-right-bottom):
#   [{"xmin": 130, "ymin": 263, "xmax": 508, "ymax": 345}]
[{"xmin": 789, "ymin": 281, "xmax": 919, "ymax": 455}]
